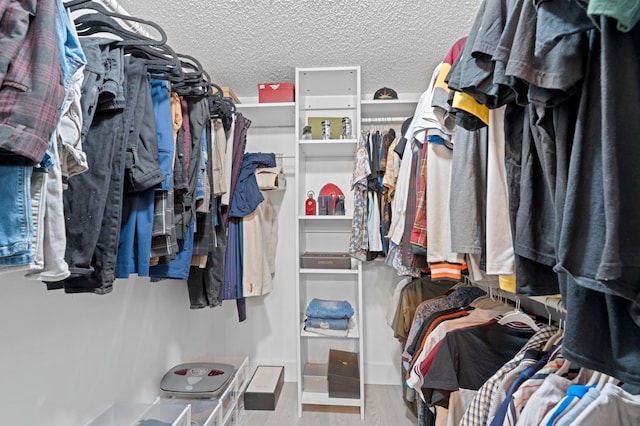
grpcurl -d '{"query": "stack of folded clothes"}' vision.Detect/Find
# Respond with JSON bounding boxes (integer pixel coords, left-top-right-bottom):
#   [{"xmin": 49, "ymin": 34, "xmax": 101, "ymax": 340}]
[{"xmin": 304, "ymin": 298, "xmax": 354, "ymax": 337}]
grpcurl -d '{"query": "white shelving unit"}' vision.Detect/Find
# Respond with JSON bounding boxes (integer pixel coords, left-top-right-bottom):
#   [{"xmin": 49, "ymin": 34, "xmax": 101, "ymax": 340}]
[{"xmin": 294, "ymin": 66, "xmax": 365, "ymax": 419}]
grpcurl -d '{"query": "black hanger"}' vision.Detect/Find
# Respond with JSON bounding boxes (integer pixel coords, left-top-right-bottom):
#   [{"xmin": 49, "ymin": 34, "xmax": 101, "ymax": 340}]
[
  {"xmin": 65, "ymin": 1, "xmax": 167, "ymax": 45},
  {"xmin": 172, "ymin": 54, "xmax": 211, "ymax": 97},
  {"xmin": 66, "ymin": 1, "xmax": 184, "ymax": 83}
]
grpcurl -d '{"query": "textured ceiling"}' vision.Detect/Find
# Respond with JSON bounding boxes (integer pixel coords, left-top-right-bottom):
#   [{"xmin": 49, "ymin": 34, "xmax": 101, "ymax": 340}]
[{"xmin": 115, "ymin": 0, "xmax": 482, "ymax": 100}]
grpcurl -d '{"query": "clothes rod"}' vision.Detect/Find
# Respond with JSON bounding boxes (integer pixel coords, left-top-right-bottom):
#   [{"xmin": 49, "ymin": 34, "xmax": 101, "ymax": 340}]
[
  {"xmin": 361, "ymin": 117, "xmax": 408, "ymax": 124},
  {"xmin": 97, "ymin": 0, "xmax": 153, "ymax": 38}
]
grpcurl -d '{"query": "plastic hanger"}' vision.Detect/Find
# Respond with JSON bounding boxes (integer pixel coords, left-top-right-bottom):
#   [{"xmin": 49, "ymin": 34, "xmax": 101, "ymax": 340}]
[
  {"xmin": 555, "ymin": 358, "xmax": 572, "ymax": 376},
  {"xmin": 66, "ymin": 1, "xmax": 167, "ymax": 44},
  {"xmin": 66, "ymin": 0, "xmax": 185, "ymax": 83},
  {"xmin": 595, "ymin": 373, "xmax": 618, "ymax": 390},
  {"xmin": 542, "ymin": 297, "xmax": 564, "ymax": 351},
  {"xmin": 586, "ymin": 370, "xmax": 601, "ymax": 386},
  {"xmin": 172, "ymin": 54, "xmax": 211, "ymax": 97},
  {"xmin": 497, "ymin": 296, "xmax": 541, "ymax": 331}
]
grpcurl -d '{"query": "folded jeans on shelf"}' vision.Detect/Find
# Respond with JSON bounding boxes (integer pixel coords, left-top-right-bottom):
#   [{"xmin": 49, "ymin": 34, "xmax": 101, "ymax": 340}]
[
  {"xmin": 303, "ymin": 326, "xmax": 350, "ymax": 337},
  {"xmin": 305, "ymin": 298, "xmax": 354, "ymax": 319},
  {"xmin": 305, "ymin": 316, "xmax": 350, "ymax": 330}
]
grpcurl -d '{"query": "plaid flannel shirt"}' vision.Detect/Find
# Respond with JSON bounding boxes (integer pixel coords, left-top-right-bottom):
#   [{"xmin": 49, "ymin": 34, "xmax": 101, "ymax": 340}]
[{"xmin": 0, "ymin": 0, "xmax": 65, "ymax": 164}]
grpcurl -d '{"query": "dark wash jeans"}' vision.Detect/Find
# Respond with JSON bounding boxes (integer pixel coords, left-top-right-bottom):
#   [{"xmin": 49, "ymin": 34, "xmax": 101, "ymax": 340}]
[{"xmin": 48, "ymin": 49, "xmax": 150, "ymax": 294}]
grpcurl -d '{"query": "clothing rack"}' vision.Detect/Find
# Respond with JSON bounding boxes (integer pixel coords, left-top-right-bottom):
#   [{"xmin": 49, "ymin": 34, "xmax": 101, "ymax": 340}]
[
  {"xmin": 474, "ymin": 282, "xmax": 566, "ymax": 326},
  {"xmin": 81, "ymin": 0, "xmax": 153, "ymax": 38},
  {"xmin": 361, "ymin": 117, "xmax": 407, "ymax": 124}
]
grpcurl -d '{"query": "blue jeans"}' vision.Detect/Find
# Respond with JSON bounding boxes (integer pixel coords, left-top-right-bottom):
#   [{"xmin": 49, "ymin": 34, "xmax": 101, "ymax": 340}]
[
  {"xmin": 0, "ymin": 166, "xmax": 33, "ymax": 266},
  {"xmin": 149, "ymin": 78, "xmax": 174, "ymax": 191},
  {"xmin": 304, "ymin": 317, "xmax": 350, "ymax": 330},
  {"xmin": 305, "ymin": 299, "xmax": 354, "ymax": 319},
  {"xmin": 49, "ymin": 45, "xmax": 130, "ymax": 294},
  {"xmin": 115, "ymin": 187, "xmax": 154, "ymax": 278},
  {"xmin": 122, "ymin": 60, "xmax": 163, "ymax": 193}
]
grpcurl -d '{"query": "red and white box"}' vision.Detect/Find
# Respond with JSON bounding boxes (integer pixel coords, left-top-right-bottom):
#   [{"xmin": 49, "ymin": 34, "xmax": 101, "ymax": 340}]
[{"xmin": 258, "ymin": 82, "xmax": 295, "ymax": 103}]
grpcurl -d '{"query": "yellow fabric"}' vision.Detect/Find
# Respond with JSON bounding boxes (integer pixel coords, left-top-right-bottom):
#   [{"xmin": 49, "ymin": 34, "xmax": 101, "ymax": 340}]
[
  {"xmin": 499, "ymin": 274, "xmax": 517, "ymax": 293},
  {"xmin": 498, "ymin": 274, "xmax": 562, "ymax": 298},
  {"xmin": 434, "ymin": 62, "xmax": 452, "ymax": 92},
  {"xmin": 452, "ymin": 91, "xmax": 489, "ymax": 125}
]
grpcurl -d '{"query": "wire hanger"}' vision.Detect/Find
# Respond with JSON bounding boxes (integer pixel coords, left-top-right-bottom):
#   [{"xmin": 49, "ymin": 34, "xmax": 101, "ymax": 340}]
[{"xmin": 497, "ymin": 296, "xmax": 541, "ymax": 331}]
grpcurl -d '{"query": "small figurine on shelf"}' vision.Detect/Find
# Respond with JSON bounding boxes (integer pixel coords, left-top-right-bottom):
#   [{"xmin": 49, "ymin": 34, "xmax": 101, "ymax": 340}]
[{"xmin": 302, "ymin": 125, "xmax": 312, "ymax": 140}]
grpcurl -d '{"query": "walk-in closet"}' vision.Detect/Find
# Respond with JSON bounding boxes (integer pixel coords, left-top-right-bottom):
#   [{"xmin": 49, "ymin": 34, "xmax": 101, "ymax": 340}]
[{"xmin": 2, "ymin": 0, "xmax": 640, "ymax": 425}]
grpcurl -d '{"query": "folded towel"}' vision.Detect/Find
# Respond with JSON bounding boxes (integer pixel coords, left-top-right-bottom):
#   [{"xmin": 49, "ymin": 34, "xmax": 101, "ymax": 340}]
[{"xmin": 303, "ymin": 324, "xmax": 350, "ymax": 337}]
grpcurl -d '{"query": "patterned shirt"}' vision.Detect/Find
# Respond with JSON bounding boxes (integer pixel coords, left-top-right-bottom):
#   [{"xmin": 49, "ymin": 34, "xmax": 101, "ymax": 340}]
[
  {"xmin": 0, "ymin": 0, "xmax": 65, "ymax": 164},
  {"xmin": 349, "ymin": 131, "xmax": 371, "ymax": 261},
  {"xmin": 410, "ymin": 137, "xmax": 429, "ymax": 248}
]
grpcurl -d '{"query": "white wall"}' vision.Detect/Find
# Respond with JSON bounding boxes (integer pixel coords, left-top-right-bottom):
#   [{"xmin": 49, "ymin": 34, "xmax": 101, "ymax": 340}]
[{"xmin": 0, "ymin": 124, "xmax": 404, "ymax": 425}]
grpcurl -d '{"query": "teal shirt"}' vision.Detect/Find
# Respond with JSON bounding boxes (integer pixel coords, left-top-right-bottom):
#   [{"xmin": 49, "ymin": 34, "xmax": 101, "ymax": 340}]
[{"xmin": 588, "ymin": 0, "xmax": 640, "ymax": 31}]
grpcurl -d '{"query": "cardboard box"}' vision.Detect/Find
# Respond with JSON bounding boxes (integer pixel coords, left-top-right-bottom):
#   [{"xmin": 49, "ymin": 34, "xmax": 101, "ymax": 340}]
[
  {"xmin": 300, "ymin": 252, "xmax": 351, "ymax": 269},
  {"xmin": 220, "ymin": 86, "xmax": 240, "ymax": 104},
  {"xmin": 303, "ymin": 363, "xmax": 328, "ymax": 393},
  {"xmin": 211, "ymin": 86, "xmax": 240, "ymax": 104},
  {"xmin": 244, "ymin": 365, "xmax": 284, "ymax": 410},
  {"xmin": 258, "ymin": 82, "xmax": 294, "ymax": 103},
  {"xmin": 327, "ymin": 349, "xmax": 360, "ymax": 399}
]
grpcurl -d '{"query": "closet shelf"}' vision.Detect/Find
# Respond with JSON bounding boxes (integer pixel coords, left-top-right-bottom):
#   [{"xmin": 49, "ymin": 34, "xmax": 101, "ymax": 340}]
[
  {"xmin": 301, "ymin": 391, "xmax": 362, "ymax": 407},
  {"xmin": 360, "ymin": 98, "xmax": 418, "ymax": 120},
  {"xmin": 298, "ymin": 215, "xmax": 354, "ymax": 221},
  {"xmin": 298, "ymin": 140, "xmax": 357, "ymax": 157},
  {"xmin": 299, "ymin": 267, "xmax": 358, "ymax": 275},
  {"xmin": 235, "ymin": 101, "xmax": 295, "ymax": 128}
]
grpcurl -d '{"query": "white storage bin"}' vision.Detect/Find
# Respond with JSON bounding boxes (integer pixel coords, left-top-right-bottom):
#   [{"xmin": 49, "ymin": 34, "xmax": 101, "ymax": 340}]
[
  {"xmin": 87, "ymin": 402, "xmax": 152, "ymax": 426},
  {"xmin": 139, "ymin": 398, "xmax": 191, "ymax": 426},
  {"xmin": 303, "ymin": 362, "xmax": 328, "ymax": 393}
]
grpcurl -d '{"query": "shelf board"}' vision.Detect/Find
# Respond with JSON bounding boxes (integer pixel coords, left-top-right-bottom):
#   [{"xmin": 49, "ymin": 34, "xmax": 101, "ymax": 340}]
[
  {"xmin": 360, "ymin": 98, "xmax": 418, "ymax": 120},
  {"xmin": 297, "ymin": 67, "xmax": 360, "ymax": 97},
  {"xmin": 234, "ymin": 102, "xmax": 295, "ymax": 128},
  {"xmin": 301, "ymin": 391, "xmax": 362, "ymax": 407},
  {"xmin": 299, "ymin": 267, "xmax": 358, "ymax": 275},
  {"xmin": 298, "ymin": 215, "xmax": 353, "ymax": 221},
  {"xmin": 299, "ymin": 140, "xmax": 357, "ymax": 157}
]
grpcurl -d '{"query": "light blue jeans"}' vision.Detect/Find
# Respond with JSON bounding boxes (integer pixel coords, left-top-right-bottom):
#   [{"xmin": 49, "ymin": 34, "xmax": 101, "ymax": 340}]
[
  {"xmin": 0, "ymin": 166, "xmax": 33, "ymax": 266},
  {"xmin": 305, "ymin": 298, "xmax": 354, "ymax": 319}
]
